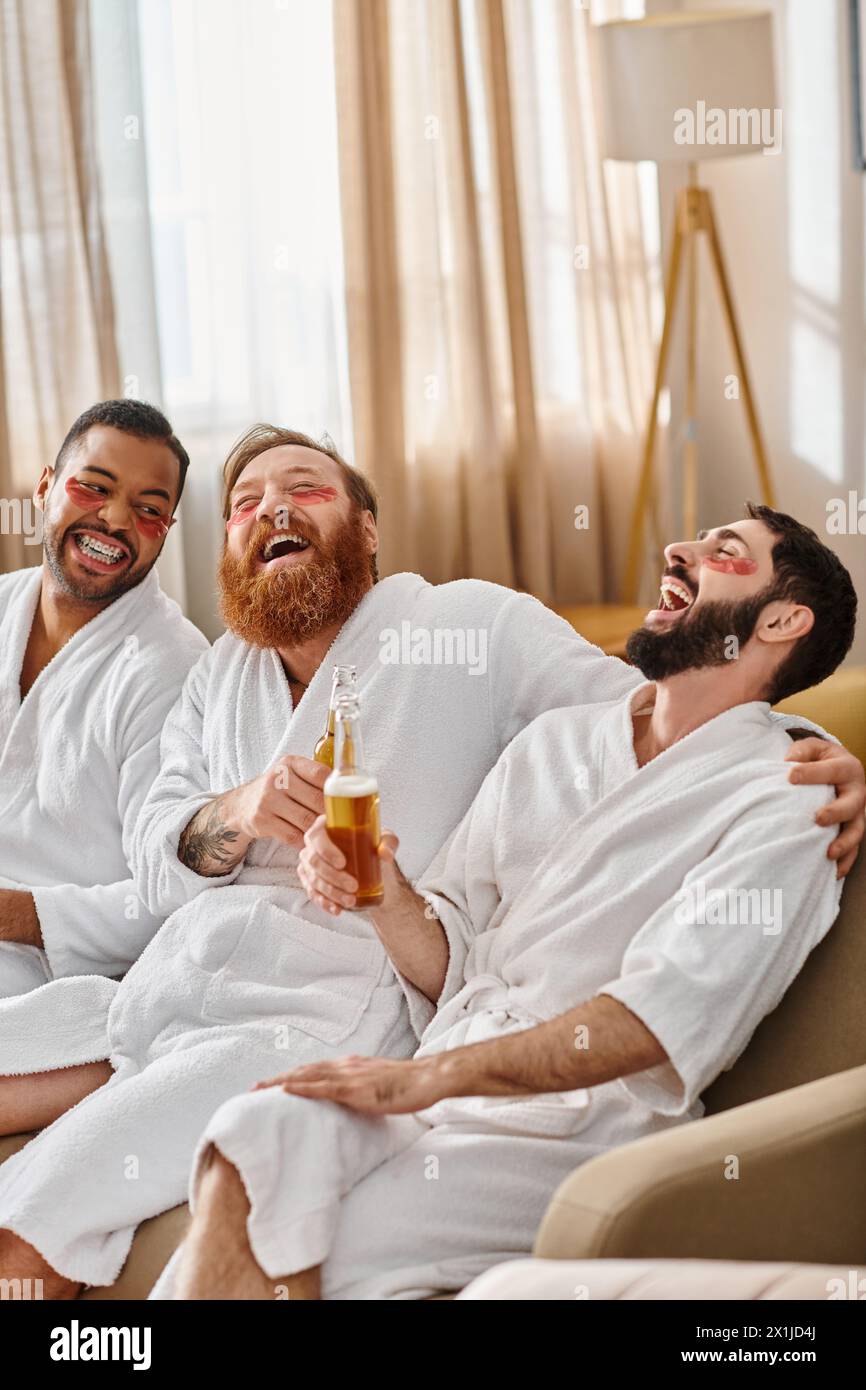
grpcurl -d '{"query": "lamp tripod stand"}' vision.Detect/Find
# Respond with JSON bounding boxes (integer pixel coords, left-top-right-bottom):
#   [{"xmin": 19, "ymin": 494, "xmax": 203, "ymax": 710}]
[{"xmin": 623, "ymin": 165, "xmax": 776, "ymax": 603}]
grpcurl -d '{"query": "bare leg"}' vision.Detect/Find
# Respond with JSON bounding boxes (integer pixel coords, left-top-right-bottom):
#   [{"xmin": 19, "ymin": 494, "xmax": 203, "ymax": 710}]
[
  {"xmin": 0, "ymin": 1228, "xmax": 81, "ymax": 1299},
  {"xmin": 174, "ymin": 1146, "xmax": 321, "ymax": 1301},
  {"xmin": 0, "ymin": 1061, "xmax": 113, "ymax": 1136}
]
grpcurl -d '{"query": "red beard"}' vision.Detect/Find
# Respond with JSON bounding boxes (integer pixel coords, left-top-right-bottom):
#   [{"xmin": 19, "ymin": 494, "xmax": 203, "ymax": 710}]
[{"xmin": 218, "ymin": 510, "xmax": 374, "ymax": 648}]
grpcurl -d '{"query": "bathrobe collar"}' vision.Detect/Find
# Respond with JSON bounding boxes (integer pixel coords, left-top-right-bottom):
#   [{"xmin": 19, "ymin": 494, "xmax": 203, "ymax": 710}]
[{"xmin": 614, "ymin": 679, "xmax": 774, "ymax": 780}]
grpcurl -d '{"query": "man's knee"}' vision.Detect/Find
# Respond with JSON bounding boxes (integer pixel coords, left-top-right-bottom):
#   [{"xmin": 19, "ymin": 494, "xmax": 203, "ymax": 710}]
[
  {"xmin": 206, "ymin": 1087, "xmax": 342, "ymax": 1157},
  {"xmin": 197, "ymin": 1145, "xmax": 246, "ymax": 1215}
]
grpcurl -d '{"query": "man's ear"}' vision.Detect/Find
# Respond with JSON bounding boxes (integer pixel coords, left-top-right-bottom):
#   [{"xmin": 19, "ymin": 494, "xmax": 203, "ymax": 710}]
[
  {"xmin": 361, "ymin": 509, "xmax": 378, "ymax": 559},
  {"xmin": 756, "ymin": 599, "xmax": 814, "ymax": 646},
  {"xmin": 33, "ymin": 466, "xmax": 54, "ymax": 514}
]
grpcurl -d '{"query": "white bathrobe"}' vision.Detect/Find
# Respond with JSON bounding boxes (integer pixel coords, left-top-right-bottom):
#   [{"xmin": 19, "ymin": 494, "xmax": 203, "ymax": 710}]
[
  {"xmin": 0, "ymin": 566, "xmax": 207, "ymax": 997},
  {"xmin": 0, "ymin": 573, "xmax": 643, "ymax": 1285},
  {"xmin": 162, "ymin": 683, "xmax": 841, "ymax": 1300}
]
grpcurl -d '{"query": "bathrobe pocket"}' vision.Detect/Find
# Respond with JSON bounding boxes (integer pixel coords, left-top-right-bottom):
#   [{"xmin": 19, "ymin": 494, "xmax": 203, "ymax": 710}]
[
  {"xmin": 420, "ymin": 1090, "xmax": 596, "ymax": 1139},
  {"xmin": 202, "ymin": 899, "xmax": 384, "ymax": 1046}
]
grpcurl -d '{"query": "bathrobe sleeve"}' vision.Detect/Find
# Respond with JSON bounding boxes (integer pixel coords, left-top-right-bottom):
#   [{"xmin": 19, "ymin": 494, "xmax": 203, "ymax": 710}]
[
  {"xmin": 131, "ymin": 650, "xmax": 246, "ymax": 917},
  {"xmin": 397, "ymin": 757, "xmax": 509, "ymax": 1038},
  {"xmin": 32, "ymin": 666, "xmax": 201, "ymax": 978},
  {"xmin": 595, "ymin": 778, "xmax": 842, "ymax": 1116},
  {"xmin": 486, "ymin": 591, "xmax": 835, "ymax": 751},
  {"xmin": 769, "ymin": 712, "xmax": 836, "ymax": 742},
  {"xmin": 487, "ymin": 592, "xmax": 641, "ymax": 754}
]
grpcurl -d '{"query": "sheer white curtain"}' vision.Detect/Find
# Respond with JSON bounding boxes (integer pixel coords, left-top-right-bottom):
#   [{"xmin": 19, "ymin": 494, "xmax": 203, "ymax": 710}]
[
  {"xmin": 335, "ymin": 0, "xmax": 663, "ymax": 602},
  {"xmin": 85, "ymin": 0, "xmax": 662, "ymax": 627},
  {"xmin": 93, "ymin": 0, "xmax": 353, "ymax": 637},
  {"xmin": 0, "ymin": 0, "xmax": 121, "ymax": 571}
]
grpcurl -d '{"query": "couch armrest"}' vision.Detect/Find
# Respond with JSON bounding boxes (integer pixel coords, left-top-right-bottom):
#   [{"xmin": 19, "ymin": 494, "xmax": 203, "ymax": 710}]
[{"xmin": 534, "ymin": 1064, "xmax": 866, "ymax": 1265}]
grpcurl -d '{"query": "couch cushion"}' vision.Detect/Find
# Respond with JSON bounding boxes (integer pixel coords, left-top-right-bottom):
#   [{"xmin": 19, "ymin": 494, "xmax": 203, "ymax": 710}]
[
  {"xmin": 458, "ymin": 1257, "xmax": 866, "ymax": 1300},
  {"xmin": 81, "ymin": 1205, "xmax": 190, "ymax": 1300}
]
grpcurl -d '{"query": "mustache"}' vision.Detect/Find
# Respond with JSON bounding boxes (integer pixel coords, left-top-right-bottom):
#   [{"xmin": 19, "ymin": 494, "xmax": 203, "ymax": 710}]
[{"xmin": 661, "ymin": 563, "xmax": 697, "ymax": 600}]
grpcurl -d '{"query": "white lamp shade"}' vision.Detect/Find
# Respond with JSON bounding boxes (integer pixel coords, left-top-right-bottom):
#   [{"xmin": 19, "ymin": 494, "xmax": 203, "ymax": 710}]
[{"xmin": 596, "ymin": 8, "xmax": 777, "ymax": 164}]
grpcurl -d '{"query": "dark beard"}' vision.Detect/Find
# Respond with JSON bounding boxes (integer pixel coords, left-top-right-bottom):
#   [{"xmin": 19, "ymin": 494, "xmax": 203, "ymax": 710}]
[
  {"xmin": 218, "ymin": 509, "xmax": 374, "ymax": 648},
  {"xmin": 43, "ymin": 519, "xmax": 145, "ymax": 604},
  {"xmin": 625, "ymin": 585, "xmax": 778, "ymax": 682}
]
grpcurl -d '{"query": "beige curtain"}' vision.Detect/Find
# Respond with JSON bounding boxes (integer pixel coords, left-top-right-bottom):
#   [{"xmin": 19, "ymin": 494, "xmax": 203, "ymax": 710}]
[
  {"xmin": 334, "ymin": 0, "xmax": 661, "ymax": 602},
  {"xmin": 0, "ymin": 0, "xmax": 120, "ymax": 571}
]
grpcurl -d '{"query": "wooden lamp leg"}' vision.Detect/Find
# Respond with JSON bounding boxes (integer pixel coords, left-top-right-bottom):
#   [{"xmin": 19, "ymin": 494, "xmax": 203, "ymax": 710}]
[
  {"xmin": 624, "ymin": 199, "xmax": 687, "ymax": 603},
  {"xmin": 703, "ymin": 188, "xmax": 776, "ymax": 509},
  {"xmin": 683, "ymin": 167, "xmax": 699, "ymax": 541},
  {"xmin": 624, "ymin": 182, "xmax": 775, "ymax": 604}
]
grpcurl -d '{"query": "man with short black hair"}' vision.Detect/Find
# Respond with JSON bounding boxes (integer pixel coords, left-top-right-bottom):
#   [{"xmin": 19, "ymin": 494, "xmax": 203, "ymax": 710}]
[{"xmin": 0, "ymin": 399, "xmax": 207, "ymax": 1001}]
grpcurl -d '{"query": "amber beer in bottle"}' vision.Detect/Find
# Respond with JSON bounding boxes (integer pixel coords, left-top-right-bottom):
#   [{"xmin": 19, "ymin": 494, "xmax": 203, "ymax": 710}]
[
  {"xmin": 313, "ymin": 664, "xmax": 358, "ymax": 767},
  {"xmin": 324, "ymin": 694, "xmax": 384, "ymax": 907}
]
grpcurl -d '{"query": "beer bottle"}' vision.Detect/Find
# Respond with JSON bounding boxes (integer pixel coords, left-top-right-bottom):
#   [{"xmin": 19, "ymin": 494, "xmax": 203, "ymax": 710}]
[
  {"xmin": 313, "ymin": 664, "xmax": 358, "ymax": 767},
  {"xmin": 324, "ymin": 692, "xmax": 384, "ymax": 907}
]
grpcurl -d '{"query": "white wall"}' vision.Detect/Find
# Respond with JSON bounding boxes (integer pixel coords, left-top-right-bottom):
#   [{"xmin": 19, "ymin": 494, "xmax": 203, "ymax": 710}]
[{"xmin": 656, "ymin": 0, "xmax": 866, "ymax": 662}]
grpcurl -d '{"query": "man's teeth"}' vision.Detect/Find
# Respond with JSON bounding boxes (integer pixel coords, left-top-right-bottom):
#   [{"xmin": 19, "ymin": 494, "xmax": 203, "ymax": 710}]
[
  {"xmin": 659, "ymin": 580, "xmax": 693, "ymax": 611},
  {"xmin": 76, "ymin": 534, "xmax": 126, "ymax": 564},
  {"xmin": 263, "ymin": 532, "xmax": 308, "ymax": 560}
]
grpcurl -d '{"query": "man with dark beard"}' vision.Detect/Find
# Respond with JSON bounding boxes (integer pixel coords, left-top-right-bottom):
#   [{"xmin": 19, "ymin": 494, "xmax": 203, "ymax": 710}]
[
  {"xmin": 158, "ymin": 507, "xmax": 857, "ymax": 1303},
  {"xmin": 0, "ymin": 432, "xmax": 861, "ymax": 1298},
  {"xmin": 0, "ymin": 399, "xmax": 206, "ymax": 1005}
]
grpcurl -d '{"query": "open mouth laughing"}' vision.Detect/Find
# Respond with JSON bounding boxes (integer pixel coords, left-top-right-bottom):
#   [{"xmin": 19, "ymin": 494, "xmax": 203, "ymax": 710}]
[
  {"xmin": 69, "ymin": 529, "xmax": 133, "ymax": 575},
  {"xmin": 646, "ymin": 574, "xmax": 696, "ymax": 624},
  {"xmin": 258, "ymin": 529, "xmax": 313, "ymax": 568}
]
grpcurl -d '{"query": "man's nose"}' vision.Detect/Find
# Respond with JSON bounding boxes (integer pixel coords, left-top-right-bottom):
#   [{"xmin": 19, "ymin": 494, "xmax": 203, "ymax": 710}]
[
  {"xmin": 253, "ymin": 490, "xmax": 283, "ymax": 526},
  {"xmin": 664, "ymin": 538, "xmax": 699, "ymax": 570},
  {"xmin": 98, "ymin": 493, "xmax": 134, "ymax": 533},
  {"xmin": 256, "ymin": 489, "xmax": 294, "ymax": 525}
]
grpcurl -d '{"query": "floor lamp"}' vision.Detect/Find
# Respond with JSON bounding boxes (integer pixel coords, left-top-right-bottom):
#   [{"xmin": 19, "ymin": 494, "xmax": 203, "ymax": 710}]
[{"xmin": 596, "ymin": 9, "xmax": 778, "ymax": 603}]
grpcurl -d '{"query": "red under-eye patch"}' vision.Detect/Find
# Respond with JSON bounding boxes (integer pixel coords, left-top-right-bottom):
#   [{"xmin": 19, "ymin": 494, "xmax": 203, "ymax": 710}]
[
  {"xmin": 66, "ymin": 477, "xmax": 172, "ymax": 539},
  {"xmin": 135, "ymin": 513, "xmax": 174, "ymax": 539},
  {"xmin": 702, "ymin": 555, "xmax": 758, "ymax": 576},
  {"xmin": 65, "ymin": 477, "xmax": 101, "ymax": 511},
  {"xmin": 226, "ymin": 486, "xmax": 338, "ymax": 532},
  {"xmin": 226, "ymin": 501, "xmax": 259, "ymax": 531},
  {"xmin": 289, "ymin": 486, "xmax": 338, "ymax": 506}
]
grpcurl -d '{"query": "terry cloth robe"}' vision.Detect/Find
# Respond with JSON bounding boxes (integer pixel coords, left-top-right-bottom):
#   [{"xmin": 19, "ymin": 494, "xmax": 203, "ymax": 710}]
[
  {"xmin": 0, "ymin": 566, "xmax": 207, "ymax": 998},
  {"xmin": 0, "ymin": 573, "xmax": 647, "ymax": 1286},
  {"xmin": 152, "ymin": 683, "xmax": 841, "ymax": 1301}
]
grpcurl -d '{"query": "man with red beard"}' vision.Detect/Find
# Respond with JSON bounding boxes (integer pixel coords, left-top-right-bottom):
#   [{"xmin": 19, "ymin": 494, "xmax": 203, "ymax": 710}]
[
  {"xmin": 0, "ymin": 399, "xmax": 206, "ymax": 1009},
  {"xmin": 0, "ymin": 425, "xmax": 861, "ymax": 1298}
]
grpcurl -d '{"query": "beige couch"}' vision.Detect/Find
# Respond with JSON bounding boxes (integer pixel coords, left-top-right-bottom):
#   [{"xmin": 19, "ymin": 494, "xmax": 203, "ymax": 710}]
[
  {"xmin": 2, "ymin": 669, "xmax": 864, "ymax": 1298},
  {"xmin": 458, "ymin": 1258, "xmax": 866, "ymax": 1300}
]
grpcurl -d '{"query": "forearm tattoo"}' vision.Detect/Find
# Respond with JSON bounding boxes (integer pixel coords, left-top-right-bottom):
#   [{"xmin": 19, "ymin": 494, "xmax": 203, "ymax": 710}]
[{"xmin": 178, "ymin": 796, "xmax": 244, "ymax": 876}]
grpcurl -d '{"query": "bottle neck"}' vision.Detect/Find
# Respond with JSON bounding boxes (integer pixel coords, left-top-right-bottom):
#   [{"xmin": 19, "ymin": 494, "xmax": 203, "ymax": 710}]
[
  {"xmin": 324, "ymin": 665, "xmax": 357, "ymax": 736},
  {"xmin": 333, "ymin": 708, "xmax": 366, "ymax": 776}
]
